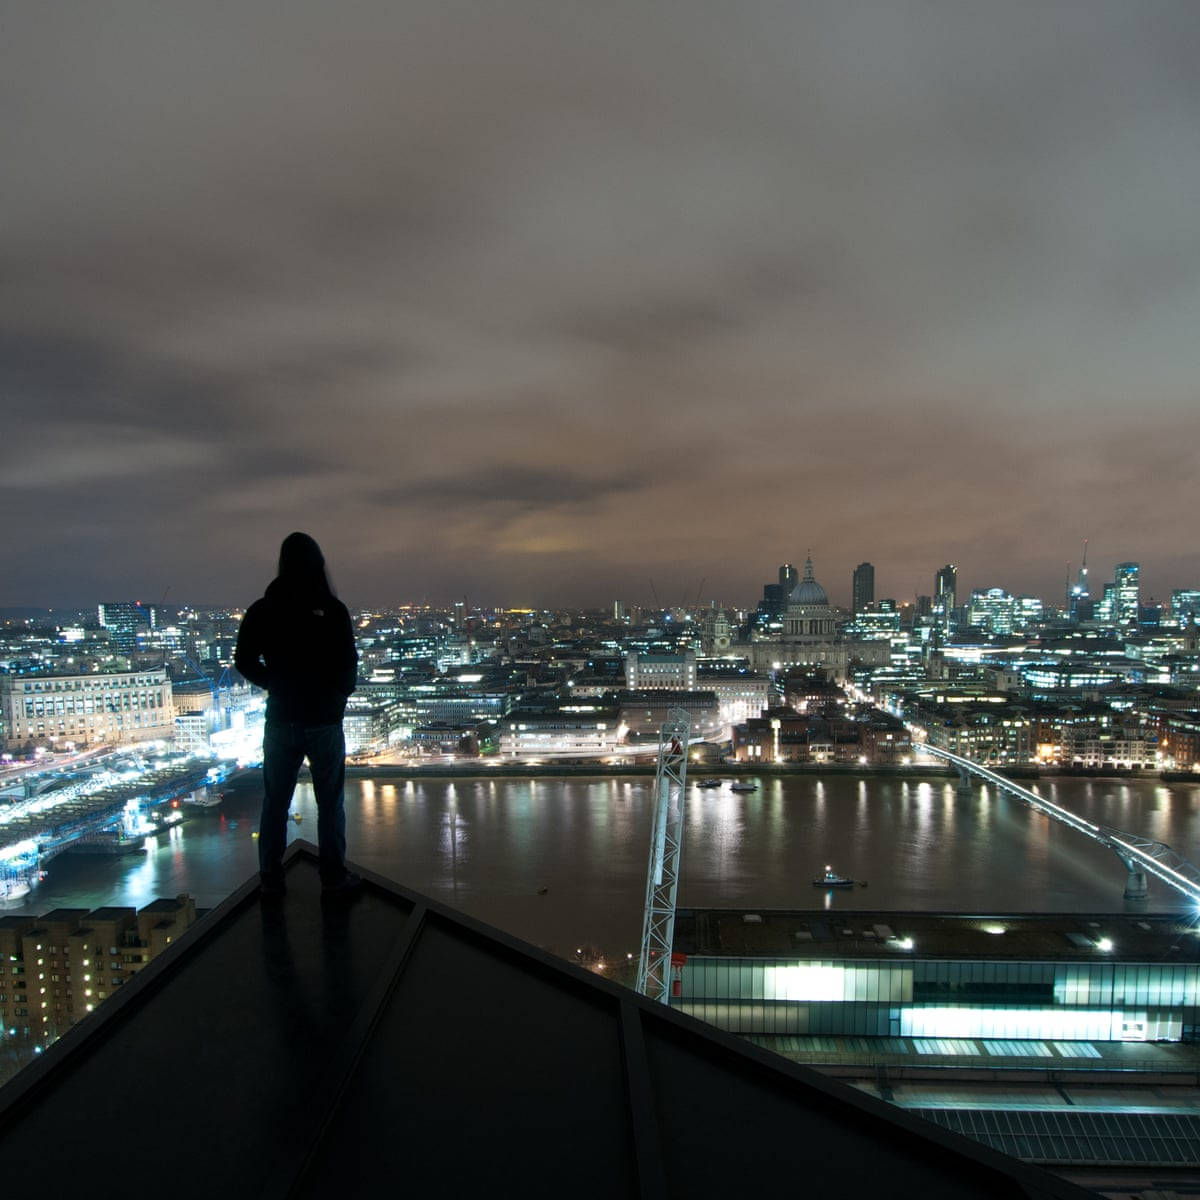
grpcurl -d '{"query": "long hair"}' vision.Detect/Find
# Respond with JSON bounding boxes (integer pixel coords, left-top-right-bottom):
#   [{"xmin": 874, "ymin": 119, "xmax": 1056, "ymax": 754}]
[{"xmin": 275, "ymin": 531, "xmax": 335, "ymax": 599}]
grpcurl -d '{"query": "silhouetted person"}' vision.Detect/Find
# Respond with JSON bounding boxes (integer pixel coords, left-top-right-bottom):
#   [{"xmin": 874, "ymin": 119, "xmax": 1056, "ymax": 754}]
[{"xmin": 234, "ymin": 532, "xmax": 360, "ymax": 897}]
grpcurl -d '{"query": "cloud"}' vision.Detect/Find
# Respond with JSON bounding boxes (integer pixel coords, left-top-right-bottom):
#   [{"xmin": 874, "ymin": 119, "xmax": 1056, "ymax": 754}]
[
  {"xmin": 2, "ymin": 2, "xmax": 1199, "ymax": 605},
  {"xmin": 373, "ymin": 466, "xmax": 645, "ymax": 511}
]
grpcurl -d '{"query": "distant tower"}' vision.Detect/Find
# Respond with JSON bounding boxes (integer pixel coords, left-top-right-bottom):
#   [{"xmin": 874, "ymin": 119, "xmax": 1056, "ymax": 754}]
[
  {"xmin": 1114, "ymin": 562, "xmax": 1140, "ymax": 625},
  {"xmin": 852, "ymin": 563, "xmax": 875, "ymax": 617},
  {"xmin": 98, "ymin": 601, "xmax": 149, "ymax": 656},
  {"xmin": 1069, "ymin": 539, "xmax": 1091, "ymax": 621},
  {"xmin": 779, "ymin": 563, "xmax": 799, "ymax": 598},
  {"xmin": 701, "ymin": 608, "xmax": 733, "ymax": 654},
  {"xmin": 934, "ymin": 564, "xmax": 957, "ymax": 631}
]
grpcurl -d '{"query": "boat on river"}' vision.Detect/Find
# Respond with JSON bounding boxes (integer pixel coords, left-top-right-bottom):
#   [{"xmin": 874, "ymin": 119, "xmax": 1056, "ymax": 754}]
[
  {"xmin": 183, "ymin": 787, "xmax": 225, "ymax": 809},
  {"xmin": 813, "ymin": 865, "xmax": 855, "ymax": 888},
  {"xmin": 695, "ymin": 778, "xmax": 722, "ymax": 789},
  {"xmin": 730, "ymin": 781, "xmax": 757, "ymax": 793},
  {"xmin": 0, "ymin": 877, "xmax": 32, "ymax": 904}
]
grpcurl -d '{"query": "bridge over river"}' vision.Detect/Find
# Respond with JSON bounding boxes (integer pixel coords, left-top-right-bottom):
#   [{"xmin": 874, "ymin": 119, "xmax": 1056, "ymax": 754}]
[{"xmin": 919, "ymin": 745, "xmax": 1200, "ymax": 905}]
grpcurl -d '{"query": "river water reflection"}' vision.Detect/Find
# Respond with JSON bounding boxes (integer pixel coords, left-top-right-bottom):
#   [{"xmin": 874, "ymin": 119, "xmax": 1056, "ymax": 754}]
[{"xmin": 12, "ymin": 773, "xmax": 1200, "ymax": 961}]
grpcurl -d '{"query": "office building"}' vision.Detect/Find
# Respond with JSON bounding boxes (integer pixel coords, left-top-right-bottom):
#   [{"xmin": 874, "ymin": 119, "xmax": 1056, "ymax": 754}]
[
  {"xmin": 1, "ymin": 668, "xmax": 174, "ymax": 751},
  {"xmin": 1114, "ymin": 562, "xmax": 1140, "ymax": 625},
  {"xmin": 97, "ymin": 602, "xmax": 153, "ymax": 656},
  {"xmin": 967, "ymin": 588, "xmax": 1015, "ymax": 635},
  {"xmin": 499, "ymin": 708, "xmax": 622, "ymax": 758},
  {"xmin": 624, "ymin": 651, "xmax": 697, "ymax": 691},
  {"xmin": 934, "ymin": 565, "xmax": 957, "ymax": 631},
  {"xmin": 1013, "ymin": 595, "xmax": 1044, "ymax": 629},
  {"xmin": 672, "ymin": 909, "xmax": 1199, "ymax": 1045},
  {"xmin": 851, "ymin": 563, "xmax": 874, "ymax": 616},
  {"xmin": 1171, "ymin": 589, "xmax": 1200, "ymax": 625}
]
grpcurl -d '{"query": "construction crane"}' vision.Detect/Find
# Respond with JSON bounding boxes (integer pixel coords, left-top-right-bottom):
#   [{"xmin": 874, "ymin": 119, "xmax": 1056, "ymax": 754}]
[
  {"xmin": 176, "ymin": 654, "xmax": 234, "ymax": 734},
  {"xmin": 636, "ymin": 708, "xmax": 692, "ymax": 1004}
]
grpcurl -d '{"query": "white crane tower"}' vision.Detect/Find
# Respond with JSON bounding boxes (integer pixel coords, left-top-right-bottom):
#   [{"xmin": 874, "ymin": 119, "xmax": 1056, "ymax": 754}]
[{"xmin": 635, "ymin": 708, "xmax": 691, "ymax": 1003}]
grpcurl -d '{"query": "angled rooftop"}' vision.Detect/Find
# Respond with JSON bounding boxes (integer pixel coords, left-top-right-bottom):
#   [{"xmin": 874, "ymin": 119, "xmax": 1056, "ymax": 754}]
[{"xmin": 0, "ymin": 843, "xmax": 1093, "ymax": 1198}]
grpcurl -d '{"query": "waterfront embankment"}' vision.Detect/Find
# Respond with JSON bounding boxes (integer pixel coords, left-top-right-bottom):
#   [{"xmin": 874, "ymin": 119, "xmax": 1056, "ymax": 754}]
[{"xmin": 339, "ymin": 760, "xmax": 1178, "ymax": 783}]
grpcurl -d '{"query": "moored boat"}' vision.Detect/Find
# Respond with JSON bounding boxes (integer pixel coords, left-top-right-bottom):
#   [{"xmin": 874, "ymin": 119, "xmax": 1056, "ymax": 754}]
[
  {"xmin": 813, "ymin": 864, "xmax": 855, "ymax": 888},
  {"xmin": 0, "ymin": 878, "xmax": 32, "ymax": 904},
  {"xmin": 730, "ymin": 781, "xmax": 757, "ymax": 793}
]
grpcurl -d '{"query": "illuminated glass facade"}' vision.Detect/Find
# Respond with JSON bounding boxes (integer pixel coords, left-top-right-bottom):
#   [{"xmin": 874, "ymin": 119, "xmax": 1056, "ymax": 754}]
[
  {"xmin": 674, "ymin": 956, "xmax": 1200, "ymax": 1043},
  {"xmin": 967, "ymin": 588, "xmax": 1015, "ymax": 634},
  {"xmin": 1114, "ymin": 562, "xmax": 1140, "ymax": 625},
  {"xmin": 1171, "ymin": 588, "xmax": 1200, "ymax": 624},
  {"xmin": 934, "ymin": 564, "xmax": 957, "ymax": 630}
]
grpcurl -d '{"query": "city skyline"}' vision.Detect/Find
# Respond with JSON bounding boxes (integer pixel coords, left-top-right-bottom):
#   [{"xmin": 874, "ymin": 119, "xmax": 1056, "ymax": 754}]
[
  {"xmin": 0, "ymin": 546, "xmax": 1187, "ymax": 618},
  {"xmin": 4, "ymin": 4, "xmax": 1200, "ymax": 609}
]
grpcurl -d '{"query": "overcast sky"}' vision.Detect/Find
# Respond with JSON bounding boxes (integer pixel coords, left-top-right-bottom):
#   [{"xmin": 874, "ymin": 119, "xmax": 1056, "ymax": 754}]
[{"xmin": 3, "ymin": 2, "xmax": 1199, "ymax": 611}]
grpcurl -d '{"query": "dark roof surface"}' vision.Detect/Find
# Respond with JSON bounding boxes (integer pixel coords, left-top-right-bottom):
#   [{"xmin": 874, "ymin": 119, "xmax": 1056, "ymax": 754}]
[
  {"xmin": 675, "ymin": 908, "xmax": 1200, "ymax": 963},
  {"xmin": 74, "ymin": 906, "xmax": 136, "ymax": 921},
  {"xmin": 0, "ymin": 844, "xmax": 1094, "ymax": 1198}
]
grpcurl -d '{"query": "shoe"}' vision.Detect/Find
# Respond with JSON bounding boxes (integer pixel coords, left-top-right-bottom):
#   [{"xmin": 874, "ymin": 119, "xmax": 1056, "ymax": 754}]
[{"xmin": 321, "ymin": 870, "xmax": 364, "ymax": 896}]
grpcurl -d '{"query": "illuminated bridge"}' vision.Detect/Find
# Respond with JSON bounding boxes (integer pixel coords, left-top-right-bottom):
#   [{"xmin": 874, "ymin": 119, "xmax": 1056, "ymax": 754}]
[{"xmin": 919, "ymin": 744, "xmax": 1200, "ymax": 906}]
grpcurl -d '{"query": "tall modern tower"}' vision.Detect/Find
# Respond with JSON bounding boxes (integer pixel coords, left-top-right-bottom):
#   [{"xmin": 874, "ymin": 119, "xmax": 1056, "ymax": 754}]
[
  {"xmin": 934, "ymin": 564, "xmax": 957, "ymax": 631},
  {"xmin": 1069, "ymin": 539, "xmax": 1091, "ymax": 622},
  {"xmin": 779, "ymin": 563, "xmax": 799, "ymax": 599},
  {"xmin": 852, "ymin": 563, "xmax": 875, "ymax": 616},
  {"xmin": 98, "ymin": 602, "xmax": 150, "ymax": 655},
  {"xmin": 1114, "ymin": 562, "xmax": 1140, "ymax": 625}
]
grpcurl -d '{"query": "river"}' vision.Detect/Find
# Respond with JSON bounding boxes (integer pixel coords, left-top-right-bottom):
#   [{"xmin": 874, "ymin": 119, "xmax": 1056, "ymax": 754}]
[{"xmin": 7, "ymin": 773, "xmax": 1200, "ymax": 962}]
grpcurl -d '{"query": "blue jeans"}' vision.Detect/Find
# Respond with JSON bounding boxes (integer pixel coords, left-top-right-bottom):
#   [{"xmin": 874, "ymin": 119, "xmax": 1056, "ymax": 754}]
[{"xmin": 260, "ymin": 721, "xmax": 347, "ymax": 883}]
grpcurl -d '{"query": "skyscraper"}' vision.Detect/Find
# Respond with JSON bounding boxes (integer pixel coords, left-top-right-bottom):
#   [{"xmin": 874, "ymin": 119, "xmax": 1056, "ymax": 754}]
[
  {"xmin": 1114, "ymin": 562, "xmax": 1140, "ymax": 625},
  {"xmin": 98, "ymin": 602, "xmax": 151, "ymax": 655},
  {"xmin": 934, "ymin": 564, "xmax": 957, "ymax": 631},
  {"xmin": 967, "ymin": 588, "xmax": 1015, "ymax": 635},
  {"xmin": 779, "ymin": 563, "xmax": 798, "ymax": 599},
  {"xmin": 1069, "ymin": 539, "xmax": 1091, "ymax": 621},
  {"xmin": 852, "ymin": 563, "xmax": 874, "ymax": 616}
]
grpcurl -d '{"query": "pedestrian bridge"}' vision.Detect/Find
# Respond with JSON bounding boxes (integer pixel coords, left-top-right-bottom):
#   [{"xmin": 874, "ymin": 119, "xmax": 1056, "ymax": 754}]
[{"xmin": 919, "ymin": 744, "xmax": 1200, "ymax": 906}]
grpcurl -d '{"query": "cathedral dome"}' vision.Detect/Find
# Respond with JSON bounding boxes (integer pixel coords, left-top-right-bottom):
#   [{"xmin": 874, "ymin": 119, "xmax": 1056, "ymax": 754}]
[{"xmin": 789, "ymin": 557, "xmax": 828, "ymax": 606}]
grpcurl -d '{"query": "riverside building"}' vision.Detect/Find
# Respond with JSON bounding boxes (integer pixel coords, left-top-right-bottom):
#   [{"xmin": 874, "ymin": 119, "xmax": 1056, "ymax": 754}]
[
  {"xmin": 0, "ymin": 896, "xmax": 196, "ymax": 1047},
  {"xmin": 671, "ymin": 909, "xmax": 1200, "ymax": 1047},
  {"xmin": 0, "ymin": 667, "xmax": 174, "ymax": 751}
]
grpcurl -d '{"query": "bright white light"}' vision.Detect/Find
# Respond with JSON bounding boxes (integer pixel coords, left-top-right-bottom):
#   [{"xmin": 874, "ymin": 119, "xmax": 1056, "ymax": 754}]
[
  {"xmin": 763, "ymin": 964, "xmax": 846, "ymax": 1001},
  {"xmin": 1097, "ymin": 938, "xmax": 1113, "ymax": 952},
  {"xmin": 902, "ymin": 1006, "xmax": 1117, "ymax": 1040}
]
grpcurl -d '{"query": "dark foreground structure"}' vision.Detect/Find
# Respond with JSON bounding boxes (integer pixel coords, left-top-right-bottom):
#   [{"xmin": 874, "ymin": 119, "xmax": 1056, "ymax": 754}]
[{"xmin": 0, "ymin": 843, "xmax": 1093, "ymax": 1198}]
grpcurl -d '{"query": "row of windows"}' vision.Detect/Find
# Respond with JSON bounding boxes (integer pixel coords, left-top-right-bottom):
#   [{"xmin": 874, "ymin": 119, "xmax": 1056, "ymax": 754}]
[
  {"xmin": 682, "ymin": 958, "xmax": 1200, "ymax": 1009},
  {"xmin": 676, "ymin": 999, "xmax": 1186, "ymax": 1041},
  {"xmin": 23, "ymin": 693, "xmax": 164, "ymax": 717},
  {"xmin": 15, "ymin": 675, "xmax": 164, "ymax": 693},
  {"xmin": 9, "ymin": 712, "xmax": 169, "ymax": 738}
]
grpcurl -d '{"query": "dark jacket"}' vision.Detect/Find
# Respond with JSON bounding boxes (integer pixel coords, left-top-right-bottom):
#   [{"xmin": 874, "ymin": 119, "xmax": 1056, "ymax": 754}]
[{"xmin": 234, "ymin": 580, "xmax": 357, "ymax": 725}]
